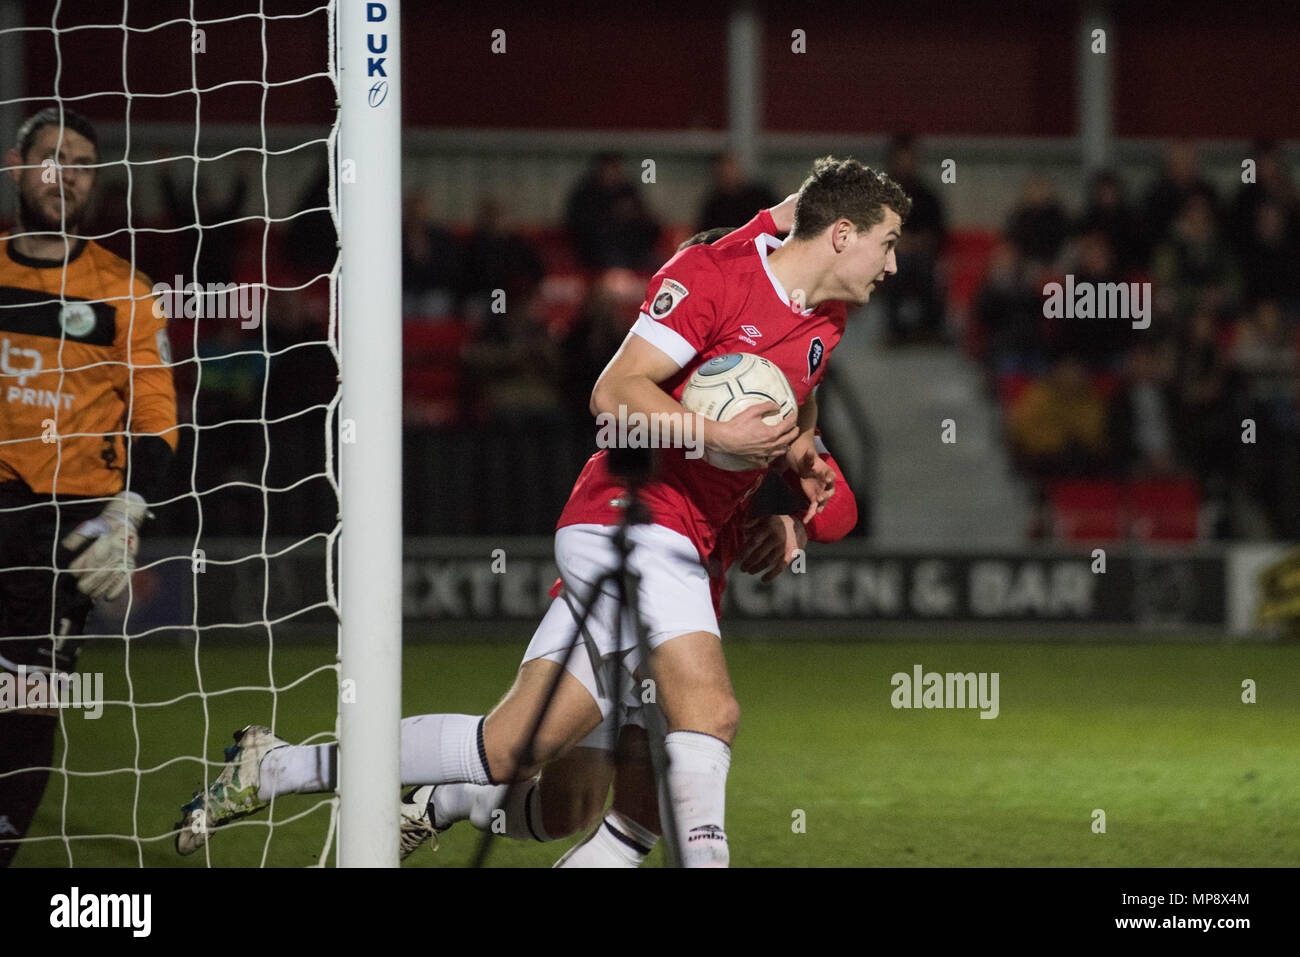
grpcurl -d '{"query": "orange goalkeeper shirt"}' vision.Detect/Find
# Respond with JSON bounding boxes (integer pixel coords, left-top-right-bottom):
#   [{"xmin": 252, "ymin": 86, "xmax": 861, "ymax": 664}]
[{"xmin": 0, "ymin": 234, "xmax": 178, "ymax": 496}]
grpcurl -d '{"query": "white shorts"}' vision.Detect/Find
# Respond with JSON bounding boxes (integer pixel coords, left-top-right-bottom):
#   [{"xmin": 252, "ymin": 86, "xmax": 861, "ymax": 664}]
[{"xmin": 522, "ymin": 522, "xmax": 719, "ymax": 735}]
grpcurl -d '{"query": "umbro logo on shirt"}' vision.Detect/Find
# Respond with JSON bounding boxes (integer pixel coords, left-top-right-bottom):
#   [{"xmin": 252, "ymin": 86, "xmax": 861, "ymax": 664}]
[{"xmin": 738, "ymin": 324, "xmax": 761, "ymax": 346}]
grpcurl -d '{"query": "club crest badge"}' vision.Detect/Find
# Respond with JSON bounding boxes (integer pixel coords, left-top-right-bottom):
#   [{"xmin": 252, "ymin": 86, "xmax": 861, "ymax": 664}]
[
  {"xmin": 650, "ymin": 278, "xmax": 689, "ymax": 319},
  {"xmin": 58, "ymin": 302, "xmax": 96, "ymax": 338},
  {"xmin": 806, "ymin": 336, "xmax": 825, "ymax": 380}
]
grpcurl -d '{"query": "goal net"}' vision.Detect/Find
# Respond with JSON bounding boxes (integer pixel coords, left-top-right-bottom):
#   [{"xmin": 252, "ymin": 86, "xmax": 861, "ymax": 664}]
[{"xmin": 0, "ymin": 0, "xmax": 401, "ymax": 867}]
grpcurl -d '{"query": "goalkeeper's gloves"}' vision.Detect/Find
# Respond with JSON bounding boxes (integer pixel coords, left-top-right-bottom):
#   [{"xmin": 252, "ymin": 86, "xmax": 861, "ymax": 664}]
[{"xmin": 61, "ymin": 491, "xmax": 151, "ymax": 601}]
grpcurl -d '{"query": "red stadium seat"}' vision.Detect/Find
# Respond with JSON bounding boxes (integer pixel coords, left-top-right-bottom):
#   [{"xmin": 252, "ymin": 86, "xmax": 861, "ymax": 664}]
[
  {"xmin": 942, "ymin": 229, "xmax": 1000, "ymax": 355},
  {"xmin": 1048, "ymin": 480, "xmax": 1124, "ymax": 542},
  {"xmin": 997, "ymin": 372, "xmax": 1033, "ymax": 408},
  {"xmin": 1091, "ymin": 371, "xmax": 1123, "ymax": 399},
  {"xmin": 403, "ymin": 318, "xmax": 469, "ymax": 426},
  {"xmin": 1128, "ymin": 477, "xmax": 1200, "ymax": 542},
  {"xmin": 537, "ymin": 272, "xmax": 588, "ymax": 336},
  {"xmin": 518, "ymin": 226, "xmax": 580, "ymax": 275}
]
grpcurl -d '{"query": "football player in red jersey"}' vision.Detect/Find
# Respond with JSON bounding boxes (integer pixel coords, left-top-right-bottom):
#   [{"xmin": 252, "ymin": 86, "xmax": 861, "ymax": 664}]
[
  {"xmin": 395, "ymin": 212, "xmax": 861, "ymax": 864},
  {"xmin": 177, "ymin": 158, "xmax": 909, "ymax": 868}
]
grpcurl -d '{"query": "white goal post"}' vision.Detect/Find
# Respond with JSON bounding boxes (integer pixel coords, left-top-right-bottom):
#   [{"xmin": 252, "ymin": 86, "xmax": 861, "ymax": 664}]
[{"xmin": 337, "ymin": 0, "xmax": 403, "ymax": 867}]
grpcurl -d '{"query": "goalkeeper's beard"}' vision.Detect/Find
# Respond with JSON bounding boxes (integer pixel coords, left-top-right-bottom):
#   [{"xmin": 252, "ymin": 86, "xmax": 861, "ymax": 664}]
[{"xmin": 18, "ymin": 187, "xmax": 91, "ymax": 236}]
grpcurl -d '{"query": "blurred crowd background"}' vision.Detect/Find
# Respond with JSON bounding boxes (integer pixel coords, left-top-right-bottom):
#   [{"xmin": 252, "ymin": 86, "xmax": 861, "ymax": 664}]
[
  {"xmin": 4, "ymin": 0, "xmax": 1299, "ymax": 547},
  {"xmin": 392, "ymin": 136, "xmax": 1300, "ymax": 541}
]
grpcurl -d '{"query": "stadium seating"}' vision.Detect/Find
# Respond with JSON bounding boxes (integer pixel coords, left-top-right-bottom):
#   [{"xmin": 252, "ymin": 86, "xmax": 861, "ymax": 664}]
[
  {"xmin": 403, "ymin": 318, "xmax": 469, "ymax": 426},
  {"xmin": 1048, "ymin": 477, "xmax": 1201, "ymax": 543}
]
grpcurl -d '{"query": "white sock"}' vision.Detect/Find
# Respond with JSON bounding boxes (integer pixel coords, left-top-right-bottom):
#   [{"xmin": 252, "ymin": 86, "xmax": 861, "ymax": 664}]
[
  {"xmin": 429, "ymin": 781, "xmax": 487, "ymax": 827},
  {"xmin": 554, "ymin": 809, "xmax": 659, "ymax": 868},
  {"xmin": 257, "ymin": 715, "xmax": 491, "ymax": 802},
  {"xmin": 255, "ymin": 715, "xmax": 491, "ymax": 801},
  {"xmin": 431, "ymin": 779, "xmax": 548, "ymax": 841},
  {"xmin": 498, "ymin": 781, "xmax": 549, "ymax": 841},
  {"xmin": 664, "ymin": 730, "xmax": 730, "ymax": 867},
  {"xmin": 257, "ymin": 744, "xmax": 334, "ymax": 801},
  {"xmin": 399, "ymin": 713, "xmax": 493, "ymax": 787}
]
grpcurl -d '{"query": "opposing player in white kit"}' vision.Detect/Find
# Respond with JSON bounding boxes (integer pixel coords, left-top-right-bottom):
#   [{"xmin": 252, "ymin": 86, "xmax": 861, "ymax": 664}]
[{"xmin": 174, "ymin": 156, "xmax": 910, "ymax": 867}]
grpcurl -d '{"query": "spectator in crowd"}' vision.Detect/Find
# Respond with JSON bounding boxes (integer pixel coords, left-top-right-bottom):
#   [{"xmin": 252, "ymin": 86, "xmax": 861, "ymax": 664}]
[
  {"xmin": 1075, "ymin": 169, "xmax": 1143, "ymax": 275},
  {"xmin": 559, "ymin": 269, "xmax": 641, "ymax": 429},
  {"xmin": 1006, "ymin": 352, "xmax": 1110, "ymax": 478},
  {"xmin": 974, "ymin": 241, "xmax": 1051, "ymax": 376},
  {"xmin": 402, "ymin": 189, "xmax": 462, "ymax": 316},
  {"xmin": 1003, "ymin": 172, "xmax": 1066, "ymax": 267},
  {"xmin": 696, "ymin": 151, "xmax": 777, "ymax": 232},
  {"xmin": 460, "ymin": 284, "xmax": 563, "ymax": 426},
  {"xmin": 1232, "ymin": 299, "xmax": 1300, "ymax": 535},
  {"xmin": 1141, "ymin": 142, "xmax": 1220, "ymax": 258},
  {"xmin": 1047, "ymin": 229, "xmax": 1133, "ymax": 371},
  {"xmin": 1237, "ymin": 198, "xmax": 1300, "ymax": 311},
  {"xmin": 1006, "ymin": 174, "xmax": 1070, "ymax": 267},
  {"xmin": 1232, "ymin": 298, "xmax": 1298, "ymax": 426},
  {"xmin": 1150, "ymin": 191, "xmax": 1241, "ymax": 323},
  {"xmin": 1174, "ymin": 306, "xmax": 1237, "ymax": 535},
  {"xmin": 564, "ymin": 152, "xmax": 661, "ymax": 271},
  {"xmin": 1229, "ymin": 139, "xmax": 1297, "ymax": 253},
  {"xmin": 159, "ymin": 159, "xmax": 250, "ymax": 286},
  {"xmin": 879, "ymin": 133, "xmax": 948, "ymax": 343},
  {"xmin": 283, "ymin": 161, "xmax": 336, "ymax": 278},
  {"xmin": 1108, "ymin": 342, "xmax": 1180, "ymax": 477},
  {"xmin": 458, "ymin": 196, "xmax": 545, "ymax": 322}
]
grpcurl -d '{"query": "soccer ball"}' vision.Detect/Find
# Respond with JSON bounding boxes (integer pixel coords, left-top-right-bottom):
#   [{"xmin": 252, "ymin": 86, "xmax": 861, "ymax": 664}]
[{"xmin": 680, "ymin": 352, "xmax": 798, "ymax": 471}]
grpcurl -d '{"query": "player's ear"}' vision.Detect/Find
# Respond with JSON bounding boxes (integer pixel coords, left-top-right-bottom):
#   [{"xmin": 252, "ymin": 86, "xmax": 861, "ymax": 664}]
[
  {"xmin": 829, "ymin": 218, "xmax": 854, "ymax": 253},
  {"xmin": 4, "ymin": 148, "xmax": 23, "ymax": 183}
]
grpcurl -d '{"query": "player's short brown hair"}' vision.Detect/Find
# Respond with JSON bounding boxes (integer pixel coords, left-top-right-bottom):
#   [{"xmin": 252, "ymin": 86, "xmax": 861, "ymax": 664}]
[{"xmin": 790, "ymin": 156, "xmax": 911, "ymax": 240}]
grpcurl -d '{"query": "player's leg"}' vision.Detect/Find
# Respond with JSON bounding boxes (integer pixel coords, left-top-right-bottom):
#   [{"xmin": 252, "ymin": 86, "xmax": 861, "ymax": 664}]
[
  {"xmin": 0, "ymin": 711, "xmax": 58, "ymax": 868},
  {"xmin": 177, "ymin": 656, "xmax": 605, "ymax": 853},
  {"xmin": 400, "ymin": 710, "xmax": 620, "ymax": 859},
  {"xmin": 396, "ymin": 523, "xmax": 650, "ymax": 809},
  {"xmin": 640, "ymin": 630, "xmax": 736, "ymax": 867},
  {"xmin": 606, "ymin": 521, "xmax": 736, "ymax": 867},
  {"xmin": 257, "ymin": 657, "xmax": 602, "ymax": 796},
  {"xmin": 402, "ymin": 743, "xmax": 613, "ymax": 856},
  {"xmin": 176, "ymin": 586, "xmax": 610, "ymax": 853},
  {"xmin": 0, "ymin": 487, "xmax": 97, "ymax": 868},
  {"xmin": 555, "ymin": 722, "xmax": 660, "ymax": 868}
]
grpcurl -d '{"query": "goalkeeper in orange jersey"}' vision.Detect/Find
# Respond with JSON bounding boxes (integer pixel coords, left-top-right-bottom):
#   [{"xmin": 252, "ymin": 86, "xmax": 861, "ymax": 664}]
[{"xmin": 0, "ymin": 107, "xmax": 178, "ymax": 866}]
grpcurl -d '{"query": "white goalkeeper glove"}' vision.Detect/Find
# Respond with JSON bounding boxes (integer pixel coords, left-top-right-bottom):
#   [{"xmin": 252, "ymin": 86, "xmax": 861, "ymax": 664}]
[{"xmin": 61, "ymin": 491, "xmax": 150, "ymax": 601}]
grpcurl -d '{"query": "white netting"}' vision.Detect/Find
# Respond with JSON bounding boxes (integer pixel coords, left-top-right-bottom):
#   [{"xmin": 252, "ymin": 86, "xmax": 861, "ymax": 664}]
[{"xmin": 0, "ymin": 1, "xmax": 343, "ymax": 867}]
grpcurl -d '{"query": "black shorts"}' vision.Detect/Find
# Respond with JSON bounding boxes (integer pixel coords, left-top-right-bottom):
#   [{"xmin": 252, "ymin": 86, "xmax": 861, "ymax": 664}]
[{"xmin": 0, "ymin": 481, "xmax": 103, "ymax": 674}]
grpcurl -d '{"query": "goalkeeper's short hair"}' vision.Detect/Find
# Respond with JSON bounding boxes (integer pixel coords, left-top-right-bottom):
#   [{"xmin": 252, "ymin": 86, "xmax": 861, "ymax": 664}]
[{"xmin": 15, "ymin": 106, "xmax": 100, "ymax": 160}]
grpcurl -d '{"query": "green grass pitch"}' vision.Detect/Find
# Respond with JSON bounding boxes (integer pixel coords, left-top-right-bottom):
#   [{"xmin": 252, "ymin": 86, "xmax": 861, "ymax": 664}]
[{"xmin": 13, "ymin": 633, "xmax": 1300, "ymax": 867}]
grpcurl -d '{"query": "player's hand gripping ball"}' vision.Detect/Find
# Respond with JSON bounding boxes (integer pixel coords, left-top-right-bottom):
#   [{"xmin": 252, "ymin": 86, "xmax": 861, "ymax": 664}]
[{"xmin": 680, "ymin": 352, "xmax": 798, "ymax": 471}]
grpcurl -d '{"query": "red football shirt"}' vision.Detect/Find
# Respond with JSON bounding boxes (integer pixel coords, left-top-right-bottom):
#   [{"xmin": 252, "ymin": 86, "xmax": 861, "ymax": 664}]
[{"xmin": 556, "ymin": 213, "xmax": 848, "ymax": 563}]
